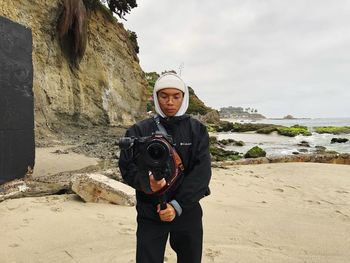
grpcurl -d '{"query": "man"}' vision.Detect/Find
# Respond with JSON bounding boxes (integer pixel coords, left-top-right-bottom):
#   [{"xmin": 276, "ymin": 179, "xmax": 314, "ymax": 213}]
[{"xmin": 118, "ymin": 73, "xmax": 211, "ymax": 263}]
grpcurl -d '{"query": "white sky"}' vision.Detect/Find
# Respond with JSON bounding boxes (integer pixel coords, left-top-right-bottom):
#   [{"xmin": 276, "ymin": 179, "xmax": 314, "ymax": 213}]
[{"xmin": 122, "ymin": 0, "xmax": 350, "ymax": 118}]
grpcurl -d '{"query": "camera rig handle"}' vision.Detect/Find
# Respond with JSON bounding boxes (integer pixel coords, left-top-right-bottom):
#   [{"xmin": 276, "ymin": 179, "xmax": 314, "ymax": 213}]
[{"xmin": 159, "ymin": 195, "xmax": 167, "ymax": 210}]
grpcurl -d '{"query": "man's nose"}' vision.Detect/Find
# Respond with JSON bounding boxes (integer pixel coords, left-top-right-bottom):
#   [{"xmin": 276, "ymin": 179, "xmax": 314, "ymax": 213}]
[{"xmin": 167, "ymin": 97, "xmax": 174, "ymax": 105}]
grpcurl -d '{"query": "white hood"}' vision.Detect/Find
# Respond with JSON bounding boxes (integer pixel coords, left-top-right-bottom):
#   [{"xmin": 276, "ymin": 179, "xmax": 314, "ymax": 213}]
[{"xmin": 153, "ymin": 73, "xmax": 189, "ymax": 117}]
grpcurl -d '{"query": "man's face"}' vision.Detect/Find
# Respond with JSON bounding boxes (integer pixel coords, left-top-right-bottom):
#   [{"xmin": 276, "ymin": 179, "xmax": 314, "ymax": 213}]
[{"xmin": 157, "ymin": 88, "xmax": 184, "ymax": 117}]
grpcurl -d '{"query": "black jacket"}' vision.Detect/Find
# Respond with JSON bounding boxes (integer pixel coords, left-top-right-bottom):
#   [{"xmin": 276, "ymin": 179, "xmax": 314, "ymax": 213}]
[{"xmin": 118, "ymin": 114, "xmax": 211, "ymax": 213}]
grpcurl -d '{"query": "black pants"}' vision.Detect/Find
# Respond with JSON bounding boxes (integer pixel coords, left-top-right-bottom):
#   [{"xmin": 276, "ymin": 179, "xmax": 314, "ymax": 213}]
[{"xmin": 136, "ymin": 202, "xmax": 203, "ymax": 263}]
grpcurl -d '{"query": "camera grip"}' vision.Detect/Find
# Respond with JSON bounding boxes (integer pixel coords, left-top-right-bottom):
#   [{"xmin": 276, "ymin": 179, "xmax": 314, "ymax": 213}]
[{"xmin": 159, "ymin": 194, "xmax": 167, "ymax": 210}]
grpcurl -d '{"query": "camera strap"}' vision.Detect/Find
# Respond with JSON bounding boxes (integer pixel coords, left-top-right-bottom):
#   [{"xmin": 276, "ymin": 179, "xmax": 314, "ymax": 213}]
[
  {"xmin": 153, "ymin": 114, "xmax": 168, "ymax": 136},
  {"xmin": 151, "ymin": 115, "xmax": 185, "ymax": 197}
]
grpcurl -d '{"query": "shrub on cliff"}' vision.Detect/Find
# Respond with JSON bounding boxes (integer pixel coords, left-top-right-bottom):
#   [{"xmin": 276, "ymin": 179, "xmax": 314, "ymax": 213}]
[
  {"xmin": 104, "ymin": 0, "xmax": 137, "ymax": 20},
  {"xmin": 187, "ymin": 86, "xmax": 213, "ymax": 115},
  {"xmin": 127, "ymin": 30, "xmax": 139, "ymax": 54}
]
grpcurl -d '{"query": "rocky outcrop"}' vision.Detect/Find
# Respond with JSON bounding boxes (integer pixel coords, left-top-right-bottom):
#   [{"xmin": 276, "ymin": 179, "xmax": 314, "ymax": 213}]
[
  {"xmin": 331, "ymin": 138, "xmax": 349, "ymax": 144},
  {"xmin": 1, "ymin": 0, "xmax": 147, "ymax": 135},
  {"xmin": 244, "ymin": 146, "xmax": 266, "ymax": 158},
  {"xmin": 212, "ymin": 153, "xmax": 350, "ymax": 167}
]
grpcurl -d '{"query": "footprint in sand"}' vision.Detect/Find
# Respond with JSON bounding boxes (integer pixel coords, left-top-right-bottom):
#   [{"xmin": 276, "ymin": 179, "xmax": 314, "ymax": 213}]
[
  {"xmin": 50, "ymin": 207, "xmax": 63, "ymax": 212},
  {"xmin": 335, "ymin": 210, "xmax": 350, "ymax": 221},
  {"xmin": 252, "ymin": 241, "xmax": 264, "ymax": 247},
  {"xmin": 9, "ymin": 243, "xmax": 20, "ymax": 248},
  {"xmin": 305, "ymin": 200, "xmax": 321, "ymax": 205},
  {"xmin": 284, "ymin": 185, "xmax": 298, "ymax": 190},
  {"xmin": 205, "ymin": 248, "xmax": 222, "ymax": 262},
  {"xmin": 118, "ymin": 227, "xmax": 134, "ymax": 235},
  {"xmin": 336, "ymin": 190, "xmax": 349, "ymax": 194},
  {"xmin": 97, "ymin": 213, "xmax": 105, "ymax": 219},
  {"xmin": 20, "ymin": 217, "xmax": 34, "ymax": 227}
]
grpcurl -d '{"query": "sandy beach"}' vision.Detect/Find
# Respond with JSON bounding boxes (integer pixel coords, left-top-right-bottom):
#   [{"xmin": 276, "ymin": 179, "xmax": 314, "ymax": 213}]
[{"xmin": 1, "ymin": 150, "xmax": 350, "ymax": 263}]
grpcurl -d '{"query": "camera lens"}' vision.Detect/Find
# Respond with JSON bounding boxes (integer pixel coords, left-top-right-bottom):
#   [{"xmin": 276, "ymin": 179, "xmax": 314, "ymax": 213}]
[{"xmin": 147, "ymin": 142, "xmax": 167, "ymax": 161}]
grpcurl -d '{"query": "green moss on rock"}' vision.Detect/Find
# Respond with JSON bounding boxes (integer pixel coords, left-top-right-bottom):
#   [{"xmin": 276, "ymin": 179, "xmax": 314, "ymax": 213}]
[
  {"xmin": 244, "ymin": 146, "xmax": 266, "ymax": 158},
  {"xmin": 277, "ymin": 125, "xmax": 311, "ymax": 137},
  {"xmin": 210, "ymin": 146, "xmax": 242, "ymax": 161},
  {"xmin": 314, "ymin": 126, "xmax": 350, "ymax": 135}
]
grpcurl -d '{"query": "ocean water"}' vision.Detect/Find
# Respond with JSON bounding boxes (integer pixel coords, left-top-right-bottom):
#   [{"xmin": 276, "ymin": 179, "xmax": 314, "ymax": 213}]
[
  {"xmin": 254, "ymin": 118, "xmax": 350, "ymax": 128},
  {"xmin": 217, "ymin": 118, "xmax": 350, "ymax": 157}
]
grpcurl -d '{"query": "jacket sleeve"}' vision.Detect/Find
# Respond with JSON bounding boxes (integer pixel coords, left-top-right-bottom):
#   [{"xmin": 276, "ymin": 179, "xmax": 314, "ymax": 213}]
[
  {"xmin": 118, "ymin": 126, "xmax": 152, "ymax": 193},
  {"xmin": 174, "ymin": 123, "xmax": 212, "ymax": 211}
]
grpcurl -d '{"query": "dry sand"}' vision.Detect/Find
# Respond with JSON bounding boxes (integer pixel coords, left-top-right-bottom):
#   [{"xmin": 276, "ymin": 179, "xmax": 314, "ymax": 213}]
[{"xmin": 1, "ymin": 149, "xmax": 350, "ymax": 263}]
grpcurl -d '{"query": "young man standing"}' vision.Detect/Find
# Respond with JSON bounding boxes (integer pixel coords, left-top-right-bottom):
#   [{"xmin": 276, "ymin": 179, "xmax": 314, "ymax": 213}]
[{"xmin": 118, "ymin": 73, "xmax": 211, "ymax": 263}]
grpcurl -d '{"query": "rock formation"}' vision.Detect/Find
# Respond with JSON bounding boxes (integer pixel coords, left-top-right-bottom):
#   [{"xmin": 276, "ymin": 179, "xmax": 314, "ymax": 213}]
[{"xmin": 1, "ymin": 0, "xmax": 148, "ymax": 136}]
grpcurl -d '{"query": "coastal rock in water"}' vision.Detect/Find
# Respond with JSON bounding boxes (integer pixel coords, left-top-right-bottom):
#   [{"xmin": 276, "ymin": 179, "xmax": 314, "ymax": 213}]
[
  {"xmin": 72, "ymin": 173, "xmax": 135, "ymax": 206},
  {"xmin": 218, "ymin": 139, "xmax": 245, "ymax": 147},
  {"xmin": 298, "ymin": 141, "xmax": 311, "ymax": 147},
  {"xmin": 331, "ymin": 138, "xmax": 349, "ymax": 144},
  {"xmin": 211, "ymin": 153, "xmax": 350, "ymax": 166},
  {"xmin": 210, "ymin": 145, "xmax": 241, "ymax": 162},
  {"xmin": 315, "ymin": 145, "xmax": 327, "ymax": 153},
  {"xmin": 298, "ymin": 148, "xmax": 309, "ymax": 153},
  {"xmin": 244, "ymin": 146, "xmax": 266, "ymax": 158}
]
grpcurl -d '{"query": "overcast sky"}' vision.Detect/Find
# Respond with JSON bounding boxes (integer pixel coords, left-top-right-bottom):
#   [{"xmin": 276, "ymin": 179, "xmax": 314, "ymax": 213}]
[{"xmin": 122, "ymin": 0, "xmax": 350, "ymax": 118}]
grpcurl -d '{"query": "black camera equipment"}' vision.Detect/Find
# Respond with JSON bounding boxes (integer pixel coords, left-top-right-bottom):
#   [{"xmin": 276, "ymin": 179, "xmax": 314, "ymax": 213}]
[{"xmin": 119, "ymin": 131, "xmax": 184, "ymax": 209}]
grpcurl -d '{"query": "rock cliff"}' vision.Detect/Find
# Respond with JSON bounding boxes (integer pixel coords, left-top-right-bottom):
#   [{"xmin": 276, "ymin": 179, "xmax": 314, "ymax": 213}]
[{"xmin": 1, "ymin": 0, "xmax": 147, "ymax": 135}]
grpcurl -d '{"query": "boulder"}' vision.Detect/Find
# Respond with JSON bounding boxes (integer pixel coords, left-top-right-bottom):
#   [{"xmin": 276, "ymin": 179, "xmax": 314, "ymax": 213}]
[
  {"xmin": 244, "ymin": 146, "xmax": 266, "ymax": 158},
  {"xmin": 72, "ymin": 173, "xmax": 135, "ymax": 206},
  {"xmin": 298, "ymin": 140, "xmax": 311, "ymax": 147},
  {"xmin": 201, "ymin": 110, "xmax": 220, "ymax": 124},
  {"xmin": 331, "ymin": 138, "xmax": 349, "ymax": 144}
]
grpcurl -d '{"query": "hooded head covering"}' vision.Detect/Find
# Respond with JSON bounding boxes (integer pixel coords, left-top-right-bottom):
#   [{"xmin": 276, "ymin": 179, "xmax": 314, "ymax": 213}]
[{"xmin": 153, "ymin": 73, "xmax": 189, "ymax": 117}]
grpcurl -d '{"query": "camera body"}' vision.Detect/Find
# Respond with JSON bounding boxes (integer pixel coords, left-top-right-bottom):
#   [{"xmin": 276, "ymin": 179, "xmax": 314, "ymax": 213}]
[{"xmin": 119, "ymin": 132, "xmax": 177, "ymax": 185}]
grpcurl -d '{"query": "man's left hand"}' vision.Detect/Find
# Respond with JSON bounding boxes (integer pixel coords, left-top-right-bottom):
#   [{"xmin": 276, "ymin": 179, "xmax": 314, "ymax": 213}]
[{"xmin": 157, "ymin": 203, "xmax": 176, "ymax": 222}]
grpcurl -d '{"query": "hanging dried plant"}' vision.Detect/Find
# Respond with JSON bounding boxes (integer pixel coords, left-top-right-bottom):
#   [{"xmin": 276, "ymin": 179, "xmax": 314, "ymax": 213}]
[{"xmin": 57, "ymin": 0, "xmax": 88, "ymax": 67}]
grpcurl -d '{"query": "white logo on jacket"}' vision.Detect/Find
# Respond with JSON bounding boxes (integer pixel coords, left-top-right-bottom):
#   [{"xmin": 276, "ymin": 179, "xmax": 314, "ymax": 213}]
[{"xmin": 180, "ymin": 142, "xmax": 192, "ymax": 146}]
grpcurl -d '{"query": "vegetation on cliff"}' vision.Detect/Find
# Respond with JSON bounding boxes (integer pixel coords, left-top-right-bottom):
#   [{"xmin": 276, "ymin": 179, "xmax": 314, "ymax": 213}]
[
  {"xmin": 104, "ymin": 0, "xmax": 137, "ymax": 20},
  {"xmin": 58, "ymin": 0, "xmax": 88, "ymax": 66},
  {"xmin": 58, "ymin": 0, "xmax": 139, "ymax": 66}
]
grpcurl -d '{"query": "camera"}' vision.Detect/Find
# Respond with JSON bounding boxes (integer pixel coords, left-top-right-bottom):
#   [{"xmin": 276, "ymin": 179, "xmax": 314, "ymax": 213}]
[{"xmin": 119, "ymin": 132, "xmax": 183, "ymax": 192}]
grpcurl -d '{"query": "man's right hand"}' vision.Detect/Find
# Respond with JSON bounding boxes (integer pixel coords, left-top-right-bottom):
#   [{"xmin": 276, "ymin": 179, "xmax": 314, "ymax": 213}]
[{"xmin": 149, "ymin": 174, "xmax": 166, "ymax": 192}]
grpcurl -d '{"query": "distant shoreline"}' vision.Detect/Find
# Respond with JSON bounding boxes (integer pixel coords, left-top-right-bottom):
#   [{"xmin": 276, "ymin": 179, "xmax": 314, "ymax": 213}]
[{"xmin": 267, "ymin": 118, "xmax": 312, "ymax": 120}]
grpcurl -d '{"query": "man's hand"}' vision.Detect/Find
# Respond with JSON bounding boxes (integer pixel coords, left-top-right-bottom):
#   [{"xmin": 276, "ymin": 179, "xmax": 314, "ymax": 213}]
[
  {"xmin": 157, "ymin": 203, "xmax": 176, "ymax": 222},
  {"xmin": 149, "ymin": 174, "xmax": 166, "ymax": 192}
]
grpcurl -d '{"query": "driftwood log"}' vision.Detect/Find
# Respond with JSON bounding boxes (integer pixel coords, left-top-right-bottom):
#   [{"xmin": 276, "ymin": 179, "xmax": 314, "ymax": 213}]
[
  {"xmin": 0, "ymin": 171, "xmax": 74, "ymax": 202},
  {"xmin": 0, "ymin": 169, "xmax": 135, "ymax": 206}
]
